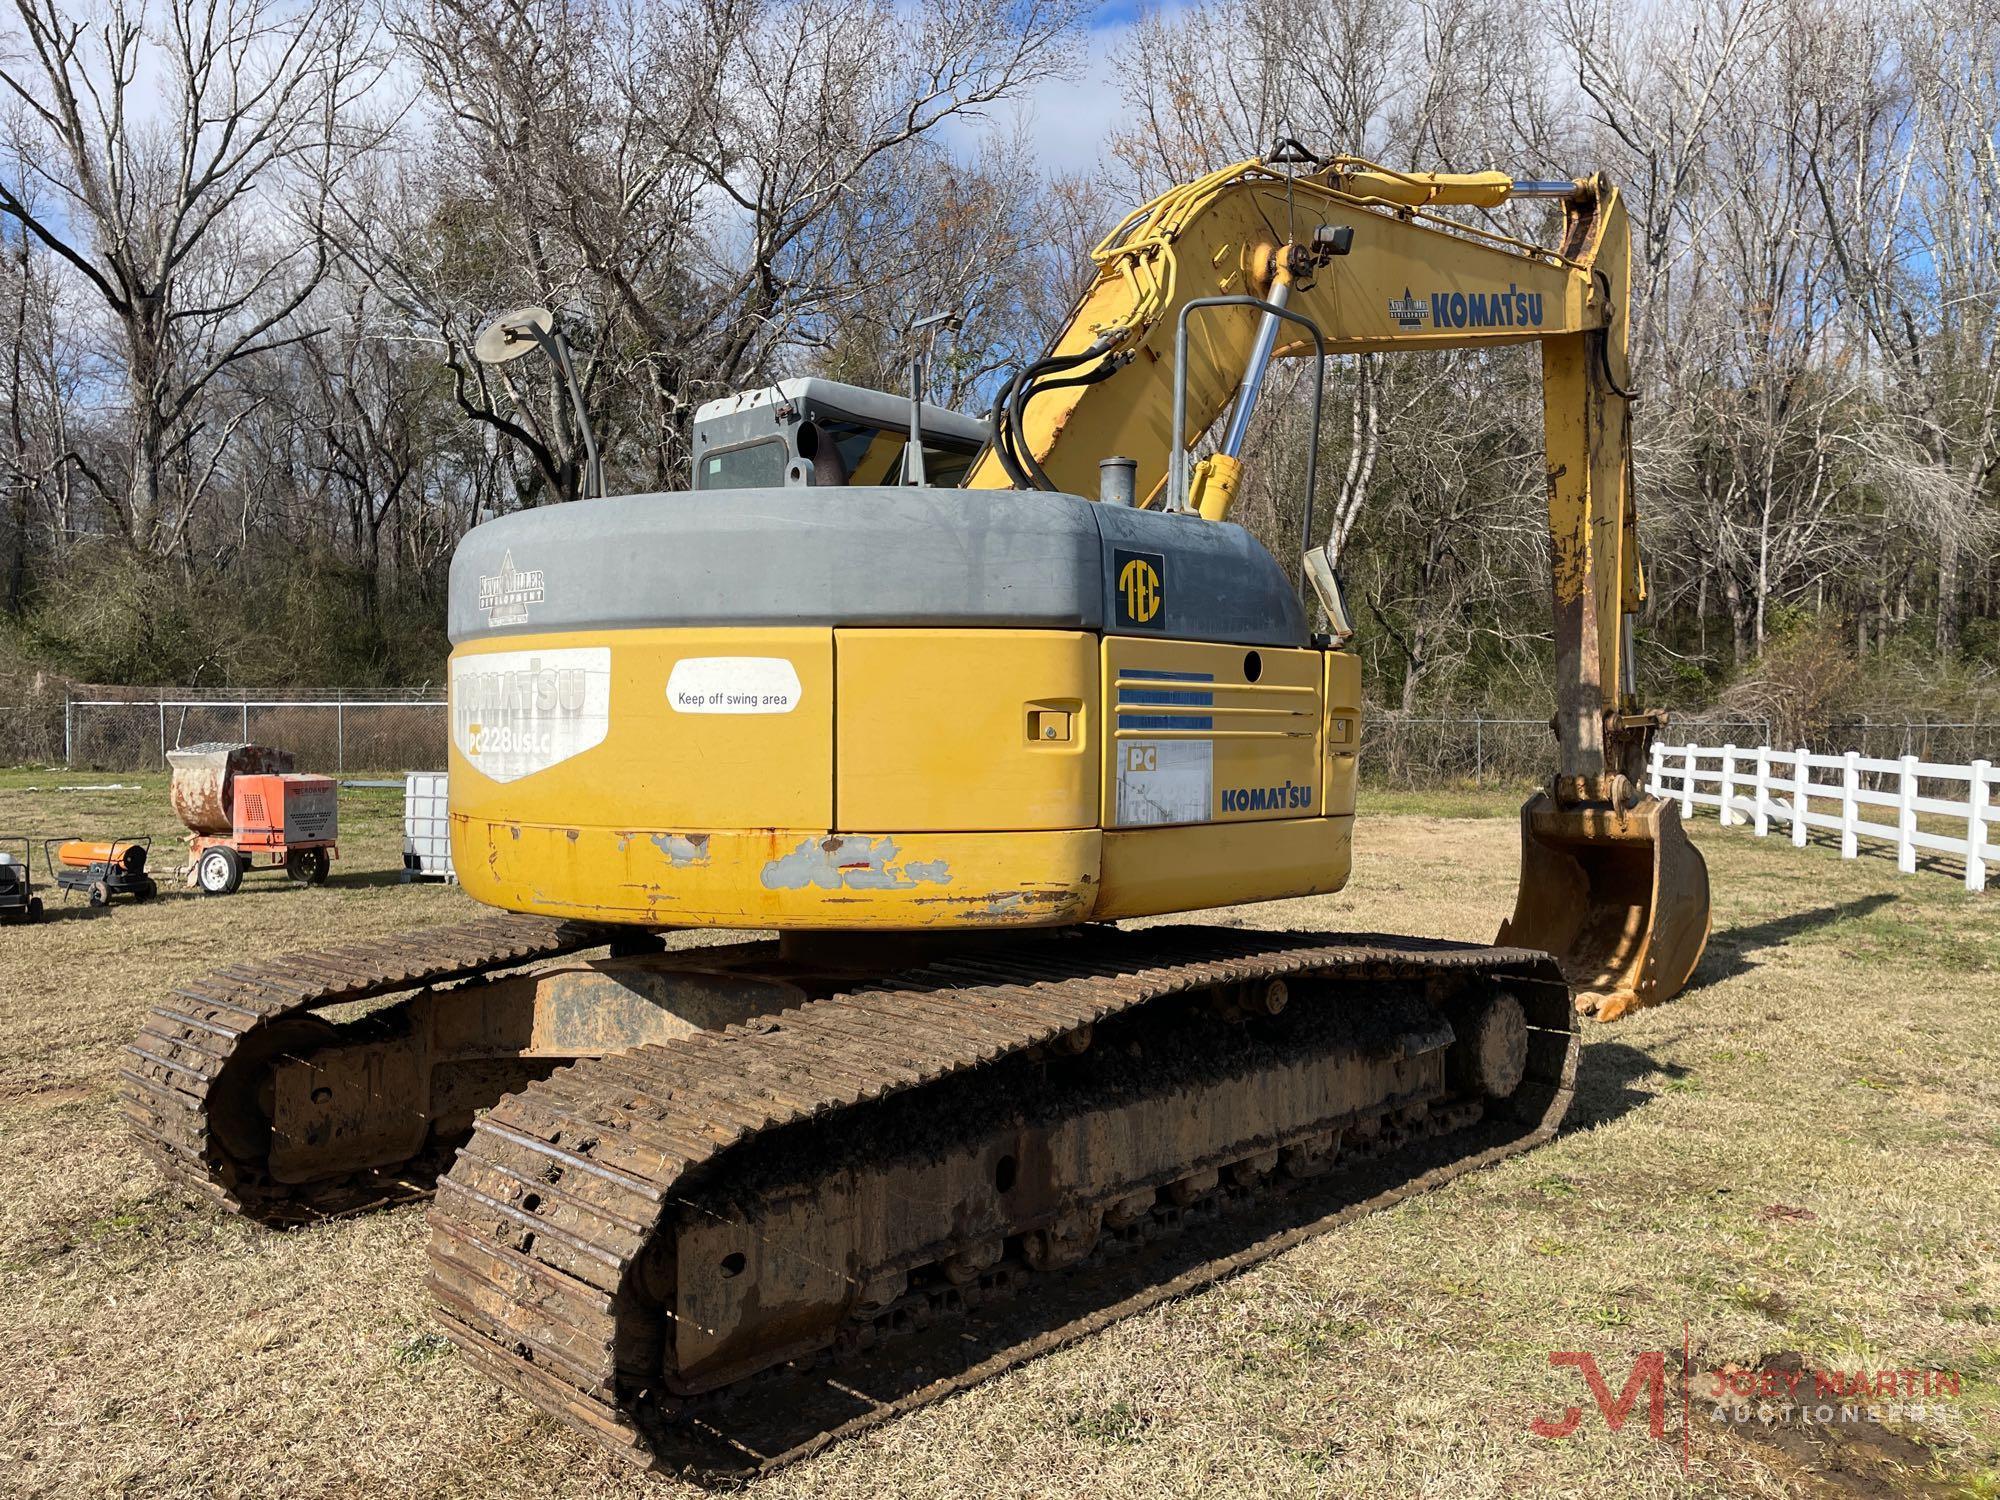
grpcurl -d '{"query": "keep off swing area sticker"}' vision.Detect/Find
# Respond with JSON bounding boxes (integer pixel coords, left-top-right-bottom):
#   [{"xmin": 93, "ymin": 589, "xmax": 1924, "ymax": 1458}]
[
  {"xmin": 667, "ymin": 657, "xmax": 803, "ymax": 714},
  {"xmin": 452, "ymin": 646, "xmax": 611, "ymax": 783}
]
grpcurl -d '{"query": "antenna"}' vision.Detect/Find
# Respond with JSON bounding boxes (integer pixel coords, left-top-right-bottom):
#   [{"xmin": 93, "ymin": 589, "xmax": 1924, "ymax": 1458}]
[
  {"xmin": 473, "ymin": 306, "xmax": 604, "ymax": 500},
  {"xmin": 903, "ymin": 311, "xmax": 962, "ymax": 486}
]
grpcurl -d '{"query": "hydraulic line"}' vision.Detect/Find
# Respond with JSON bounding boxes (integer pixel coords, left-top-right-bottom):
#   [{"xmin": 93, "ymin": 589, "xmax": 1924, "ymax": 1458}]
[
  {"xmin": 1009, "ymin": 356, "xmax": 1126, "ymax": 492},
  {"xmin": 1006, "ymin": 350, "xmax": 1099, "ymax": 490},
  {"xmin": 987, "ymin": 368, "xmax": 1034, "ymax": 489},
  {"xmin": 995, "ymin": 339, "xmax": 1118, "ymax": 492}
]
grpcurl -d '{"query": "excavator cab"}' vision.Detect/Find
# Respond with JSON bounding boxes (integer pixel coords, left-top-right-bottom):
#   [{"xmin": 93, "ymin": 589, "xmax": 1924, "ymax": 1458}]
[{"xmin": 691, "ymin": 377, "xmax": 986, "ymax": 491}]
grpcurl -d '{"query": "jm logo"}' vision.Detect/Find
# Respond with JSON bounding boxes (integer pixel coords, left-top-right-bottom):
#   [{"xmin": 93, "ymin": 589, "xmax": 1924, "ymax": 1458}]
[
  {"xmin": 1119, "ymin": 557, "xmax": 1161, "ymax": 623},
  {"xmin": 1531, "ymin": 1351, "xmax": 1670, "ymax": 1441}
]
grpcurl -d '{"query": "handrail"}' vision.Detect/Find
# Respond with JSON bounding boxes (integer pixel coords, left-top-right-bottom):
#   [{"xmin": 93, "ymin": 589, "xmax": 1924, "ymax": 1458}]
[{"xmin": 1170, "ymin": 295, "xmax": 1326, "ymax": 600}]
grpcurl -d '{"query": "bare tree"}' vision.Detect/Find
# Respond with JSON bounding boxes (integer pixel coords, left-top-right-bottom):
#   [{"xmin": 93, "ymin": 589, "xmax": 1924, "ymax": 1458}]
[
  {"xmin": 0, "ymin": 0, "xmax": 388, "ymax": 557},
  {"xmin": 1795, "ymin": 0, "xmax": 2000, "ymax": 656},
  {"xmin": 343, "ymin": 0, "xmax": 1084, "ymax": 504},
  {"xmin": 0, "ymin": 0, "xmax": 1991, "ymax": 713}
]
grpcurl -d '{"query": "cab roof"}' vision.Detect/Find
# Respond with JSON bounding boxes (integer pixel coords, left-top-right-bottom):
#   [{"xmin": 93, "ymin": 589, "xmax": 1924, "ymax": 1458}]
[{"xmin": 692, "ymin": 378, "xmax": 987, "ymax": 446}]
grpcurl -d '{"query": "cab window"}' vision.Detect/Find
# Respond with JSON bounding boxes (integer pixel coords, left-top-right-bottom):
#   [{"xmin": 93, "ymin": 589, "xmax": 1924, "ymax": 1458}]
[
  {"xmin": 699, "ymin": 439, "xmax": 788, "ymax": 491},
  {"xmin": 817, "ymin": 420, "xmax": 979, "ymax": 486}
]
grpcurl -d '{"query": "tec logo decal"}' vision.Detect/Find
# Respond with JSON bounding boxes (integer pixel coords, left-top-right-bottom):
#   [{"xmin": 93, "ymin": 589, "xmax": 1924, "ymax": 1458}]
[{"xmin": 1114, "ymin": 549, "xmax": 1166, "ymax": 629}]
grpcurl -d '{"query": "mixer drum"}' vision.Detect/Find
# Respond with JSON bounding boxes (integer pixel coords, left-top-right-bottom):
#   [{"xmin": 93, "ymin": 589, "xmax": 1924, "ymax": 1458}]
[{"xmin": 166, "ymin": 743, "xmax": 295, "ymax": 833}]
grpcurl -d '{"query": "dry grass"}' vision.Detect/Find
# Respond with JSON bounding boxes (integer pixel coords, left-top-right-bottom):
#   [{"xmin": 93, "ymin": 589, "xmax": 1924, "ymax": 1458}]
[{"xmin": 0, "ymin": 772, "xmax": 1995, "ymax": 1499}]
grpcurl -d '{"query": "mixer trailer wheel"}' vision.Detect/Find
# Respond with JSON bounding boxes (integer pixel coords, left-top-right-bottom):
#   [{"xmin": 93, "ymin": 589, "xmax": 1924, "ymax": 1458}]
[
  {"xmin": 197, "ymin": 847, "xmax": 243, "ymax": 896},
  {"xmin": 285, "ymin": 848, "xmax": 331, "ymax": 886}
]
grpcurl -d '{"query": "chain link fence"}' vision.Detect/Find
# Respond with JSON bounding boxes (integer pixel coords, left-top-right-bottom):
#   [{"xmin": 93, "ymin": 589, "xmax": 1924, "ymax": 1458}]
[
  {"xmin": 63, "ymin": 687, "xmax": 446, "ymax": 773},
  {"xmin": 0, "ymin": 704, "xmax": 52, "ymax": 765},
  {"xmin": 37, "ymin": 686, "xmax": 1998, "ymax": 783},
  {"xmin": 1362, "ymin": 713, "xmax": 1782, "ymax": 788},
  {"xmin": 1644, "ymin": 713, "xmax": 1997, "ymax": 770},
  {"xmin": 0, "ymin": 673, "xmax": 67, "ymax": 765},
  {"xmin": 1362, "ymin": 714, "xmax": 1548, "ymax": 788}
]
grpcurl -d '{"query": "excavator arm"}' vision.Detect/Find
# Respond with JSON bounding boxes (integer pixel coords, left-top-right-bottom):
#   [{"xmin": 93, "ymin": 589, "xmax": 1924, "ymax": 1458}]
[{"xmin": 968, "ymin": 154, "xmax": 1710, "ymax": 1017}]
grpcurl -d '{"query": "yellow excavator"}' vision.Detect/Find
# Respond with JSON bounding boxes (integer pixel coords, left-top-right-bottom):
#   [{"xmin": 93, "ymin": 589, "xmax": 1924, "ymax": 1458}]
[{"xmin": 123, "ymin": 149, "xmax": 1709, "ymax": 1477}]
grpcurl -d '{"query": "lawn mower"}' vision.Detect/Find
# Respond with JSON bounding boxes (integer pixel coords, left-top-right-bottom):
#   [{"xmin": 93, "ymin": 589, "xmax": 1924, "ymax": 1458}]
[{"xmin": 0, "ymin": 836, "xmax": 42, "ymax": 921}]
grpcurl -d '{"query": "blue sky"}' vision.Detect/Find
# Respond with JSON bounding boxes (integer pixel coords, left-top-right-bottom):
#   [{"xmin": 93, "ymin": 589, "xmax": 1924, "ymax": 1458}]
[
  {"xmin": 966, "ymin": 1, "xmax": 1173, "ymax": 176},
  {"xmin": 1085, "ymin": 0, "xmax": 1155, "ymax": 24}
]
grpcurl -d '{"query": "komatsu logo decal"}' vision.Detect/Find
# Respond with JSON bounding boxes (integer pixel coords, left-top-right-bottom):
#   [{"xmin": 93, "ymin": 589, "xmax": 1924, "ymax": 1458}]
[
  {"xmin": 1429, "ymin": 285, "xmax": 1545, "ymax": 330},
  {"xmin": 1387, "ymin": 288, "xmax": 1430, "ymax": 329},
  {"xmin": 1222, "ymin": 779, "xmax": 1312, "ymax": 813},
  {"xmin": 452, "ymin": 645, "xmax": 610, "ymax": 783}
]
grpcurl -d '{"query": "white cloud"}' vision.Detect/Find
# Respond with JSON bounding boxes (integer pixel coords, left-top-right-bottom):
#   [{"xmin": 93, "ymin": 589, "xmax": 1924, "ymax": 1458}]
[
  {"xmin": 988, "ymin": 19, "xmax": 1137, "ymax": 176},
  {"xmin": 937, "ymin": 8, "xmax": 1171, "ymax": 178}
]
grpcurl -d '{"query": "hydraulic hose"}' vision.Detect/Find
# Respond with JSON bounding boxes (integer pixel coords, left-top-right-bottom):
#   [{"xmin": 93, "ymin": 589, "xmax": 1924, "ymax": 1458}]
[
  {"xmin": 1003, "ymin": 351, "xmax": 1094, "ymax": 490},
  {"xmin": 986, "ymin": 337, "xmax": 1120, "ymax": 492},
  {"xmin": 1007, "ymin": 356, "xmax": 1126, "ymax": 493},
  {"xmin": 987, "ymin": 368, "xmax": 1035, "ymax": 489},
  {"xmin": 1004, "ymin": 340, "xmax": 1117, "ymax": 491}
]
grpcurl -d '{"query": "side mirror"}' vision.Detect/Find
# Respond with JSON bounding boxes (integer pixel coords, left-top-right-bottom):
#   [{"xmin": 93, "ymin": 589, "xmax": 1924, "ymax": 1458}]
[{"xmin": 1303, "ymin": 543, "xmax": 1356, "ymax": 645}]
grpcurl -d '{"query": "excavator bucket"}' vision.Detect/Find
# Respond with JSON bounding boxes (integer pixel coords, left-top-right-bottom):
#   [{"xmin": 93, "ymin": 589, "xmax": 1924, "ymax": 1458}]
[{"xmin": 1497, "ymin": 792, "xmax": 1712, "ymax": 1021}]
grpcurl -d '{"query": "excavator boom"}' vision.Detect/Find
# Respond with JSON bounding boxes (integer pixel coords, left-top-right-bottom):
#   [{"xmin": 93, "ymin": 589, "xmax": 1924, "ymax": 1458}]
[{"xmin": 970, "ymin": 153, "xmax": 1710, "ymax": 1016}]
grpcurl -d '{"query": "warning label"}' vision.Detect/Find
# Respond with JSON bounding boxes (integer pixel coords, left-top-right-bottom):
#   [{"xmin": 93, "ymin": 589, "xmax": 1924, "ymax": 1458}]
[{"xmin": 666, "ymin": 657, "xmax": 803, "ymax": 714}]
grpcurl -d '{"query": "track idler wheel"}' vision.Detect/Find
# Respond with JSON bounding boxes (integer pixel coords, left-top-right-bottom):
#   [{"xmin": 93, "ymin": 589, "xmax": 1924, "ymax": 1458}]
[
  {"xmin": 1497, "ymin": 791, "xmax": 1712, "ymax": 1021},
  {"xmin": 1447, "ymin": 993, "xmax": 1528, "ymax": 1100}
]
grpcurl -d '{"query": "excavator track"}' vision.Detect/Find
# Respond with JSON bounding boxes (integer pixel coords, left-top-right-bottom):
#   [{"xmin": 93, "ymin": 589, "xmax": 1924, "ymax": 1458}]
[
  {"xmin": 426, "ymin": 925, "xmax": 1577, "ymax": 1477},
  {"xmin": 119, "ymin": 914, "xmax": 607, "ymax": 1223}
]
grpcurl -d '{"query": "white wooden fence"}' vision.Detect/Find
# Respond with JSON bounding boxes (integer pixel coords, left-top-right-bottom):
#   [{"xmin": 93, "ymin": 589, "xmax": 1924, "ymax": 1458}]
[{"xmin": 1647, "ymin": 742, "xmax": 1996, "ymax": 892}]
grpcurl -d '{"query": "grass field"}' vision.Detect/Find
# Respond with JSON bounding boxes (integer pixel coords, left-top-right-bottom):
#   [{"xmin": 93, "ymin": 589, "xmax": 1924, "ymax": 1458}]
[{"xmin": 0, "ymin": 770, "xmax": 1995, "ymax": 1498}]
